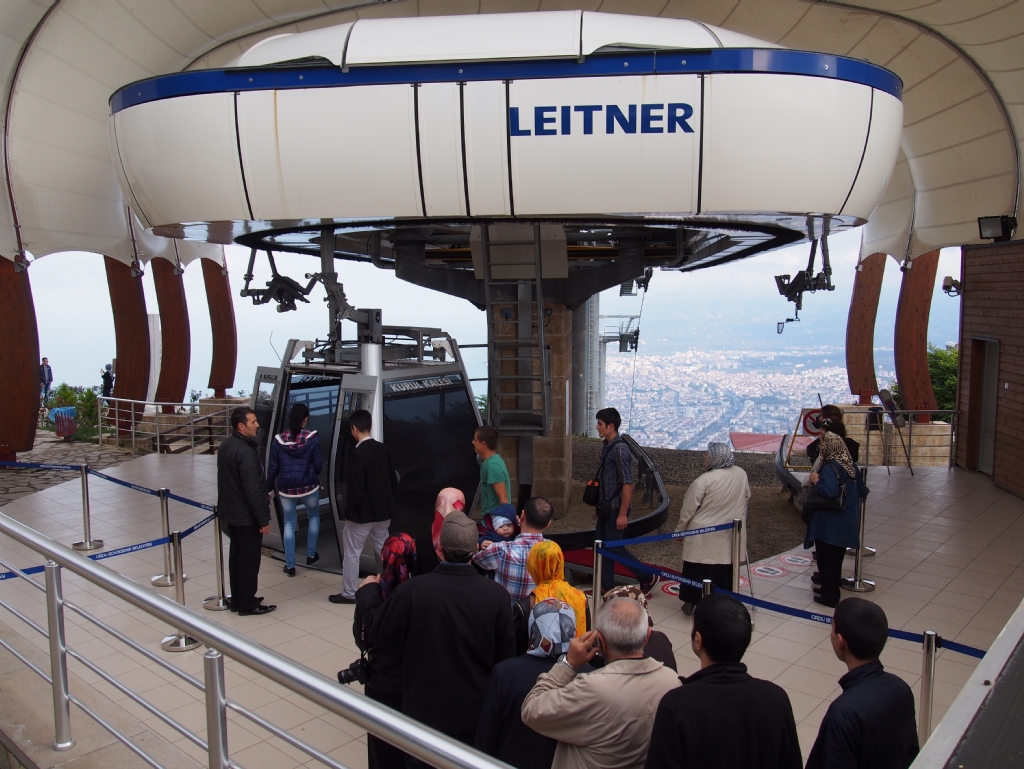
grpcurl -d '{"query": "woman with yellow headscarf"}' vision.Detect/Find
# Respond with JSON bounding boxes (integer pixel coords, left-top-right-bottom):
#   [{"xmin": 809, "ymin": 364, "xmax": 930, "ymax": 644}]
[{"xmin": 526, "ymin": 540, "xmax": 589, "ymax": 636}]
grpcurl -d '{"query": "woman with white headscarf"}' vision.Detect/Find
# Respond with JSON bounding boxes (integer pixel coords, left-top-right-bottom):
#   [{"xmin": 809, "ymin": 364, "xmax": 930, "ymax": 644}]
[{"xmin": 675, "ymin": 442, "xmax": 750, "ymax": 615}]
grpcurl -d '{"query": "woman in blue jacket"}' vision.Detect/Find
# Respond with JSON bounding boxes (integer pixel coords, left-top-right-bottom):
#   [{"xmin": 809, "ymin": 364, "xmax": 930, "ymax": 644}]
[
  {"xmin": 267, "ymin": 403, "xmax": 324, "ymax": 576},
  {"xmin": 805, "ymin": 431, "xmax": 863, "ymax": 608}
]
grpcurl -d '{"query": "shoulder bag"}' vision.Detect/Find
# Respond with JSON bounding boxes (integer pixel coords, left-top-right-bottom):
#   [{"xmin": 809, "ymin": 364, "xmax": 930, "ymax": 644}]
[{"xmin": 804, "ymin": 461, "xmax": 848, "ymax": 511}]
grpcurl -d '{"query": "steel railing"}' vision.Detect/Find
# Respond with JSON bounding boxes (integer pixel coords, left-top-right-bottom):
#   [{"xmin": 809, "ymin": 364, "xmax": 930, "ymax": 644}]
[
  {"xmin": 98, "ymin": 397, "xmax": 234, "ymax": 455},
  {"xmin": 0, "ymin": 513, "xmax": 512, "ymax": 769}
]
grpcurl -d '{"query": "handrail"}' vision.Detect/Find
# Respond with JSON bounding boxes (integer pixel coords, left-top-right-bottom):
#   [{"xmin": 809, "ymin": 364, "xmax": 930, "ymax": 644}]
[{"xmin": 0, "ymin": 513, "xmax": 511, "ymax": 769}]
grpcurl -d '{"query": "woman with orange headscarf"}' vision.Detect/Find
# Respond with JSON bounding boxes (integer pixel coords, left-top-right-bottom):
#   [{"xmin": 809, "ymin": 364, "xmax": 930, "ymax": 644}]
[{"xmin": 526, "ymin": 540, "xmax": 589, "ymax": 637}]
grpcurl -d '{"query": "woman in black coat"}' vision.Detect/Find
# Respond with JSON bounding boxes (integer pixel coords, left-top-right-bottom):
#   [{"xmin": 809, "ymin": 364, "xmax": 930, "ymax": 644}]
[{"xmin": 347, "ymin": 533, "xmax": 417, "ymax": 769}]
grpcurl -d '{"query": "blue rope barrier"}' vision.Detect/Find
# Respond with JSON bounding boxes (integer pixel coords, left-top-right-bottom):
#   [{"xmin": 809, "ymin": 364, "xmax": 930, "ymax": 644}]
[
  {"xmin": 87, "ymin": 469, "xmax": 162, "ymax": 497},
  {"xmin": 605, "ymin": 521, "xmax": 736, "ymax": 549},
  {"xmin": 86, "ymin": 535, "xmax": 171, "ymax": 562},
  {"xmin": 0, "ymin": 460, "xmax": 82, "ymax": 471},
  {"xmin": 166, "ymin": 492, "xmax": 214, "ymax": 512},
  {"xmin": 180, "ymin": 513, "xmax": 216, "ymax": 539},
  {"xmin": 596, "ymin": 548, "xmax": 987, "ymax": 660}
]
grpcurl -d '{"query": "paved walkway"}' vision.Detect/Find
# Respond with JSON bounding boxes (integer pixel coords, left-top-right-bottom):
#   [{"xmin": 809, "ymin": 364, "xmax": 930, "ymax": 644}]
[
  {"xmin": 0, "ymin": 455, "xmax": 1019, "ymax": 768},
  {"xmin": 0, "ymin": 433, "xmax": 129, "ymax": 507}
]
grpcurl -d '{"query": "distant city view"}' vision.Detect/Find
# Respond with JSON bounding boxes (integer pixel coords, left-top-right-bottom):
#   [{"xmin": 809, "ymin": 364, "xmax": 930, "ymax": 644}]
[{"xmin": 608, "ymin": 347, "xmax": 896, "ymax": 450}]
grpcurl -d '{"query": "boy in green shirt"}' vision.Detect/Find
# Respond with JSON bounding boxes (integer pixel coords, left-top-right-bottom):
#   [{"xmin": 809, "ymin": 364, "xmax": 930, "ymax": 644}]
[{"xmin": 472, "ymin": 425, "xmax": 511, "ymax": 514}]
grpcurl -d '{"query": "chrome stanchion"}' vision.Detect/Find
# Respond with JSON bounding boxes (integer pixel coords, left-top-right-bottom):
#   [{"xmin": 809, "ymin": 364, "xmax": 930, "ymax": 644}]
[
  {"xmin": 847, "ymin": 425, "xmax": 875, "ymax": 558},
  {"xmin": 45, "ymin": 562, "xmax": 74, "ymax": 750},
  {"xmin": 702, "ymin": 578, "xmax": 713, "ymax": 598},
  {"xmin": 151, "ymin": 488, "xmax": 185, "ymax": 587},
  {"xmin": 72, "ymin": 464, "xmax": 103, "ymax": 551},
  {"xmin": 841, "ymin": 499, "xmax": 875, "ymax": 593},
  {"xmin": 204, "ymin": 648, "xmax": 230, "ymax": 769},
  {"xmin": 162, "ymin": 531, "xmax": 201, "ymax": 652},
  {"xmin": 592, "ymin": 539, "xmax": 604, "ymax": 619},
  {"xmin": 204, "ymin": 511, "xmax": 231, "ymax": 611},
  {"xmin": 919, "ymin": 630, "xmax": 938, "ymax": 746},
  {"xmin": 731, "ymin": 518, "xmax": 742, "ymax": 592}
]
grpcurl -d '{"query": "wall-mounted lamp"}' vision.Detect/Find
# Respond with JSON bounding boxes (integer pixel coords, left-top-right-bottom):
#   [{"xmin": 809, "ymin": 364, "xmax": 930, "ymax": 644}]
[
  {"xmin": 978, "ymin": 215, "xmax": 1017, "ymax": 242},
  {"xmin": 942, "ymin": 276, "xmax": 962, "ymax": 297}
]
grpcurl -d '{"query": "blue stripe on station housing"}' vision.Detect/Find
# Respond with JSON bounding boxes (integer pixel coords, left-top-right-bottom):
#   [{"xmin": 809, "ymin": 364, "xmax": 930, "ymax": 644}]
[{"xmin": 110, "ymin": 48, "xmax": 902, "ymax": 114}]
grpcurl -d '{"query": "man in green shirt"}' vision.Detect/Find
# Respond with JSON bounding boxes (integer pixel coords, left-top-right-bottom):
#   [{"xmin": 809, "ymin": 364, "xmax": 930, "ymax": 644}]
[{"xmin": 473, "ymin": 425, "xmax": 511, "ymax": 514}]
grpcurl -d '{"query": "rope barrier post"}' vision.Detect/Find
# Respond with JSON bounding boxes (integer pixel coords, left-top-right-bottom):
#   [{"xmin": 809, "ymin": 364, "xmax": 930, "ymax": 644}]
[
  {"xmin": 204, "ymin": 648, "xmax": 230, "ymax": 769},
  {"xmin": 72, "ymin": 464, "xmax": 103, "ymax": 552},
  {"xmin": 44, "ymin": 561, "xmax": 74, "ymax": 751},
  {"xmin": 204, "ymin": 510, "xmax": 231, "ymax": 611},
  {"xmin": 919, "ymin": 630, "xmax": 938, "ymax": 746},
  {"xmin": 151, "ymin": 489, "xmax": 185, "ymax": 587},
  {"xmin": 161, "ymin": 531, "xmax": 202, "ymax": 652},
  {"xmin": 731, "ymin": 518, "xmax": 742, "ymax": 593},
  {"xmin": 592, "ymin": 540, "xmax": 604, "ymax": 619},
  {"xmin": 841, "ymin": 494, "xmax": 875, "ymax": 593},
  {"xmin": 702, "ymin": 579, "xmax": 713, "ymax": 598}
]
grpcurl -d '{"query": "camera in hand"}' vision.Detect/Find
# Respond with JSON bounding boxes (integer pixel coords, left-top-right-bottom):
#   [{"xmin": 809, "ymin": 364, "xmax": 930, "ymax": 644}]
[{"xmin": 337, "ymin": 657, "xmax": 369, "ymax": 686}]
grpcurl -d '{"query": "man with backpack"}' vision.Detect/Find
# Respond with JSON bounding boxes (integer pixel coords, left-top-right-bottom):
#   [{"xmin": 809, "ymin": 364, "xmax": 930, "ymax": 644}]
[{"xmin": 593, "ymin": 408, "xmax": 658, "ymax": 596}]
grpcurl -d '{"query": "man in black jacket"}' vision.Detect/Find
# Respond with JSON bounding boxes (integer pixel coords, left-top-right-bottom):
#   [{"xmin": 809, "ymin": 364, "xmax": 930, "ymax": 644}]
[
  {"xmin": 330, "ymin": 410, "xmax": 398, "ymax": 604},
  {"xmin": 217, "ymin": 407, "xmax": 275, "ymax": 616},
  {"xmin": 372, "ymin": 511, "xmax": 515, "ymax": 759},
  {"xmin": 645, "ymin": 595, "xmax": 802, "ymax": 769},
  {"xmin": 805, "ymin": 598, "xmax": 918, "ymax": 769}
]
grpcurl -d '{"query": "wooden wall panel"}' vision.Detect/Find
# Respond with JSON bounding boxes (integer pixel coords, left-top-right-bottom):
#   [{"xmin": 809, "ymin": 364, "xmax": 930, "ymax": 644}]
[
  {"xmin": 201, "ymin": 258, "xmax": 237, "ymax": 398},
  {"xmin": 894, "ymin": 250, "xmax": 939, "ymax": 423},
  {"xmin": 957, "ymin": 241, "xmax": 1024, "ymax": 498},
  {"xmin": 846, "ymin": 252, "xmax": 886, "ymax": 404},
  {"xmin": 104, "ymin": 257, "xmax": 150, "ymax": 425},
  {"xmin": 0, "ymin": 258, "xmax": 39, "ymax": 455},
  {"xmin": 151, "ymin": 257, "xmax": 191, "ymax": 411}
]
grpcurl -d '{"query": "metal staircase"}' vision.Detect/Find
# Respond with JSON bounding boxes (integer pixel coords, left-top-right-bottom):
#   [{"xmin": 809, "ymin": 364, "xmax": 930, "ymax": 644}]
[{"xmin": 481, "ymin": 224, "xmax": 550, "ymax": 436}]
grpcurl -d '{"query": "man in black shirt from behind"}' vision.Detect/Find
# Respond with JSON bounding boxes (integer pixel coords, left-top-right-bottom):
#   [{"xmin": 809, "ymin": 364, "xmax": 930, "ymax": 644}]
[
  {"xmin": 645, "ymin": 594, "xmax": 802, "ymax": 769},
  {"xmin": 806, "ymin": 598, "xmax": 919, "ymax": 769}
]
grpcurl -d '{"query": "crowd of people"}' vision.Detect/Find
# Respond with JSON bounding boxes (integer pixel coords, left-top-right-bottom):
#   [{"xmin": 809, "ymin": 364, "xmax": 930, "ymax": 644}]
[{"xmin": 215, "ymin": 403, "xmax": 919, "ymax": 768}]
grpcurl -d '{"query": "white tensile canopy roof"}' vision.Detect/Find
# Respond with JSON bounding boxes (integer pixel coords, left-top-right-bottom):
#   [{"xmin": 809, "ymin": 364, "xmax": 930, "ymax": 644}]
[{"xmin": 1, "ymin": 0, "xmax": 1020, "ymax": 267}]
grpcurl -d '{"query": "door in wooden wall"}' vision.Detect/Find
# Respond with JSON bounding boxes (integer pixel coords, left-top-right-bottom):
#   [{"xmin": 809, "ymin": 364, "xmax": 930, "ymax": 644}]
[{"xmin": 970, "ymin": 339, "xmax": 1000, "ymax": 475}]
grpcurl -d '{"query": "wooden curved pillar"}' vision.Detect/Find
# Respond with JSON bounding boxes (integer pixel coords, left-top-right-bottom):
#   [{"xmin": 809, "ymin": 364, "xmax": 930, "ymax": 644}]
[
  {"xmin": 894, "ymin": 250, "xmax": 940, "ymax": 424},
  {"xmin": 104, "ymin": 257, "xmax": 150, "ymax": 433},
  {"xmin": 201, "ymin": 258, "xmax": 237, "ymax": 398},
  {"xmin": 151, "ymin": 258, "xmax": 191, "ymax": 412},
  {"xmin": 0, "ymin": 257, "xmax": 40, "ymax": 457},
  {"xmin": 846, "ymin": 253, "xmax": 886, "ymax": 404}
]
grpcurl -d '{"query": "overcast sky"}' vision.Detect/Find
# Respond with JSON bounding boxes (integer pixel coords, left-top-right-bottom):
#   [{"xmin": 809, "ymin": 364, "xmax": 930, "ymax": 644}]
[{"xmin": 28, "ymin": 227, "xmax": 961, "ymax": 398}]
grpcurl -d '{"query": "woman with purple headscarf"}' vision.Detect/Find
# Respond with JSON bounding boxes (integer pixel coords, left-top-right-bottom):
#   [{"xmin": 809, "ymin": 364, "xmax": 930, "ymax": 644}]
[{"xmin": 675, "ymin": 442, "xmax": 750, "ymax": 615}]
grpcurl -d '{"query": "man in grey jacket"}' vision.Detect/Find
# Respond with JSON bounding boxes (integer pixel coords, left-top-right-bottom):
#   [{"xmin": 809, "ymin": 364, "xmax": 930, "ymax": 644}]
[
  {"xmin": 521, "ymin": 597, "xmax": 680, "ymax": 769},
  {"xmin": 217, "ymin": 407, "xmax": 275, "ymax": 616}
]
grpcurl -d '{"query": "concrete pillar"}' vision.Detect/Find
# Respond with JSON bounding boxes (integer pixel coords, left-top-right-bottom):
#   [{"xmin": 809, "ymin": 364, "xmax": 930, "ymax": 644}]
[{"xmin": 572, "ymin": 294, "xmax": 599, "ymax": 437}]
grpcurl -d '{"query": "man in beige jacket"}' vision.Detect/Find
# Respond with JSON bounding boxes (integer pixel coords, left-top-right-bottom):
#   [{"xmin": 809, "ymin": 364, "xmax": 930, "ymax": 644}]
[{"xmin": 521, "ymin": 597, "xmax": 681, "ymax": 769}]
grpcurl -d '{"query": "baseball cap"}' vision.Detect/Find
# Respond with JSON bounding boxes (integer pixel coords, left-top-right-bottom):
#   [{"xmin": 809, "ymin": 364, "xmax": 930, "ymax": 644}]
[{"xmin": 440, "ymin": 511, "xmax": 478, "ymax": 559}]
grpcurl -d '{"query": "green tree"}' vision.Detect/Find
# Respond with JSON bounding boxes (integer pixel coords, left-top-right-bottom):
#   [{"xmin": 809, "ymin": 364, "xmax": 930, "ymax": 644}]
[
  {"xmin": 888, "ymin": 343, "xmax": 958, "ymax": 422},
  {"xmin": 928, "ymin": 343, "xmax": 958, "ymax": 418}
]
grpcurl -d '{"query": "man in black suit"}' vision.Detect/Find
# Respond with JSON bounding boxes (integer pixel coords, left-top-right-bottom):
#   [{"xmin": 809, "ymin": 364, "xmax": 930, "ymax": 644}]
[
  {"xmin": 372, "ymin": 511, "xmax": 516, "ymax": 760},
  {"xmin": 330, "ymin": 409, "xmax": 397, "ymax": 605}
]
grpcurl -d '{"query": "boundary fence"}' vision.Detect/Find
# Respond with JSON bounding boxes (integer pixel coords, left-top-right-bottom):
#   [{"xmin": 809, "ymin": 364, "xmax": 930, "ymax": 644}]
[{"xmin": 0, "ymin": 459, "xmax": 510, "ymax": 769}]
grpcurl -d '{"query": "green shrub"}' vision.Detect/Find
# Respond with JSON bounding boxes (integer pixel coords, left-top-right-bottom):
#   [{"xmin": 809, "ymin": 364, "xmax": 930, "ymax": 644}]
[{"xmin": 44, "ymin": 383, "xmax": 100, "ymax": 439}]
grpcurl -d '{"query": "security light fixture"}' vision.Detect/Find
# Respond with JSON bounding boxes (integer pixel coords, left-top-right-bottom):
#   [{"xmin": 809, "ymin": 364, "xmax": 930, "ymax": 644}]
[
  {"xmin": 978, "ymin": 215, "xmax": 1016, "ymax": 242},
  {"xmin": 942, "ymin": 276, "xmax": 962, "ymax": 297}
]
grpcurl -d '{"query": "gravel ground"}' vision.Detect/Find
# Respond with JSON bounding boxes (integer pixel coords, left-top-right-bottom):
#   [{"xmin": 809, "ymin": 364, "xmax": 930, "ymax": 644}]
[{"xmin": 557, "ymin": 437, "xmax": 805, "ymax": 568}]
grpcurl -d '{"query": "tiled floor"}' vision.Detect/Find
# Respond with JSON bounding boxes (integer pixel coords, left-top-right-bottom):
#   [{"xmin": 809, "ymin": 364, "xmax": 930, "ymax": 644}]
[{"xmin": 0, "ymin": 456, "xmax": 1021, "ymax": 767}]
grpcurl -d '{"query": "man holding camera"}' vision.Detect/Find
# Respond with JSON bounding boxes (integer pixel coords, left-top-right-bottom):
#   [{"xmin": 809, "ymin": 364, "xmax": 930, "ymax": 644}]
[
  {"xmin": 521, "ymin": 597, "xmax": 680, "ymax": 769},
  {"xmin": 372, "ymin": 511, "xmax": 515, "ymax": 761}
]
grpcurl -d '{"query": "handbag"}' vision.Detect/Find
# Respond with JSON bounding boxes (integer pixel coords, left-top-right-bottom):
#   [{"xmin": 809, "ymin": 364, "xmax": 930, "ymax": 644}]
[
  {"xmin": 582, "ymin": 449, "xmax": 622, "ymax": 517},
  {"xmin": 804, "ymin": 462, "xmax": 848, "ymax": 511}
]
